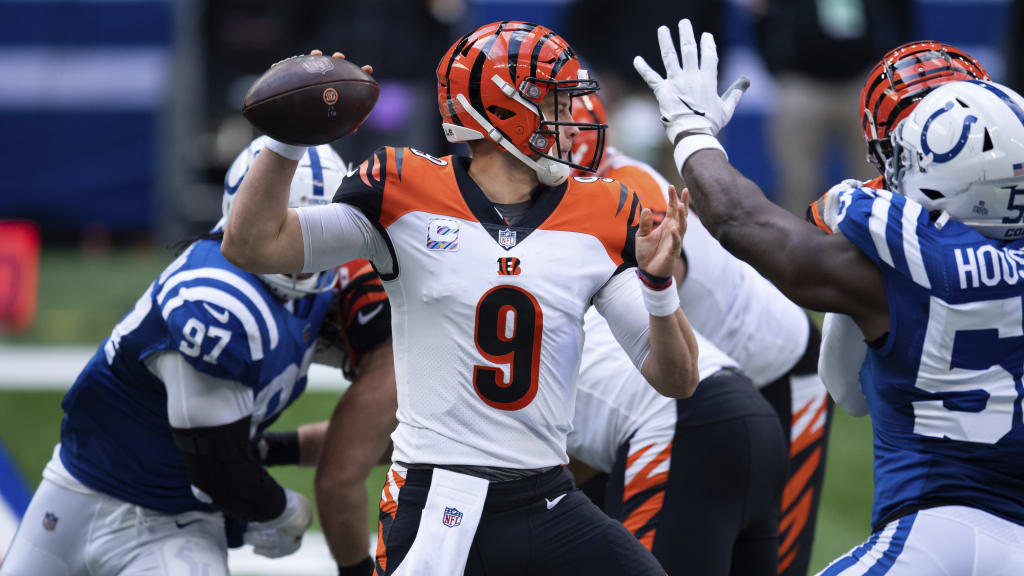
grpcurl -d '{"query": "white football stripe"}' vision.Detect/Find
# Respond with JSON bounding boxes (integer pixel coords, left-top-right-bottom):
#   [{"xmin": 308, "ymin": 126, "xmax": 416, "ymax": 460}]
[
  {"xmin": 158, "ymin": 268, "xmax": 278, "ymax": 350},
  {"xmin": 161, "ymin": 287, "xmax": 264, "ymax": 360},
  {"xmin": 869, "ymin": 195, "xmax": 894, "ymax": 267},
  {"xmin": 901, "ymin": 200, "xmax": 932, "ymax": 289}
]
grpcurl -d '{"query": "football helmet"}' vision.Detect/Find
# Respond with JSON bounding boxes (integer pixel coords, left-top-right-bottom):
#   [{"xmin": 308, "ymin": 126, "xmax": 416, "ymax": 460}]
[
  {"xmin": 861, "ymin": 41, "xmax": 988, "ymax": 173},
  {"xmin": 570, "ymin": 92, "xmax": 608, "ymax": 175},
  {"xmin": 223, "ymin": 136, "xmax": 347, "ymax": 299},
  {"xmin": 436, "ymin": 21, "xmax": 606, "ymax": 186},
  {"xmin": 886, "ymin": 80, "xmax": 1024, "ymax": 240}
]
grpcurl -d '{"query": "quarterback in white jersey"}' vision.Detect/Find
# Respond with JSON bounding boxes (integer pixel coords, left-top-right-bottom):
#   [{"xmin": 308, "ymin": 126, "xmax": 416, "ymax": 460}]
[
  {"xmin": 222, "ymin": 22, "xmax": 698, "ymax": 576},
  {"xmin": 573, "ymin": 92, "xmax": 829, "ymax": 576}
]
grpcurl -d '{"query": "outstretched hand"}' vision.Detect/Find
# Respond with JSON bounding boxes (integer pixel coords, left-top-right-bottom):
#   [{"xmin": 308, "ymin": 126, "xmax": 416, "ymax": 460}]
[
  {"xmin": 635, "ymin": 185, "xmax": 689, "ymax": 278},
  {"xmin": 309, "ymin": 49, "xmax": 374, "ymax": 76},
  {"xmin": 633, "ymin": 19, "xmax": 748, "ymax": 144}
]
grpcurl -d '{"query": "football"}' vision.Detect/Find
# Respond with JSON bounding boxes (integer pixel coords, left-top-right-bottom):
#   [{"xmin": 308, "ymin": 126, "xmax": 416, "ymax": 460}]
[{"xmin": 242, "ymin": 54, "xmax": 379, "ymax": 146}]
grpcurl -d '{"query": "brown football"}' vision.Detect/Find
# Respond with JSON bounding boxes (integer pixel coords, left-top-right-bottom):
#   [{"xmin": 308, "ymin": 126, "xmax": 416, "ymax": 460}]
[{"xmin": 242, "ymin": 55, "xmax": 379, "ymax": 146}]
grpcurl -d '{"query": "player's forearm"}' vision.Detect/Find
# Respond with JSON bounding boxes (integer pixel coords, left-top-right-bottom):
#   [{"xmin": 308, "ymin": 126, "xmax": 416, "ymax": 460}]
[
  {"xmin": 643, "ymin": 308, "xmax": 700, "ymax": 398},
  {"xmin": 222, "ymin": 148, "xmax": 302, "ymax": 273},
  {"xmin": 681, "ymin": 149, "xmax": 818, "ymax": 300},
  {"xmin": 297, "ymin": 421, "xmax": 329, "ymax": 466}
]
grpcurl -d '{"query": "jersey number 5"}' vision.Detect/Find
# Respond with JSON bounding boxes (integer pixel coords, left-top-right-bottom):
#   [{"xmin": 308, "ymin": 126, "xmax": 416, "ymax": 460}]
[
  {"xmin": 913, "ymin": 295, "xmax": 1024, "ymax": 444},
  {"xmin": 473, "ymin": 286, "xmax": 543, "ymax": 411}
]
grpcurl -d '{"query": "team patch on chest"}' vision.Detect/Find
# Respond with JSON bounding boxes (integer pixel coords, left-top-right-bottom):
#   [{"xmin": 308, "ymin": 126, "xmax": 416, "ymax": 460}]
[{"xmin": 427, "ymin": 218, "xmax": 460, "ymax": 251}]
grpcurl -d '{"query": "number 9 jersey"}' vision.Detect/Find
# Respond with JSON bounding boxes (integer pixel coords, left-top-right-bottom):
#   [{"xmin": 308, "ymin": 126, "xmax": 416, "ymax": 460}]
[
  {"xmin": 323, "ymin": 147, "xmax": 650, "ymax": 470},
  {"xmin": 811, "ymin": 183, "xmax": 1024, "ymax": 531}
]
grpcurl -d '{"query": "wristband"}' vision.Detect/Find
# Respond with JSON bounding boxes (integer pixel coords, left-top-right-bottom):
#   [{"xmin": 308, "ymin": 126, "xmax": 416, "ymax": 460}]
[
  {"xmin": 639, "ymin": 275, "xmax": 679, "ymax": 317},
  {"xmin": 253, "ymin": 431, "xmax": 301, "ymax": 466},
  {"xmin": 338, "ymin": 557, "xmax": 374, "ymax": 576},
  {"xmin": 636, "ymin": 268, "xmax": 672, "ymax": 291},
  {"xmin": 673, "ymin": 134, "xmax": 726, "ymax": 173},
  {"xmin": 264, "ymin": 137, "xmax": 307, "ymax": 161}
]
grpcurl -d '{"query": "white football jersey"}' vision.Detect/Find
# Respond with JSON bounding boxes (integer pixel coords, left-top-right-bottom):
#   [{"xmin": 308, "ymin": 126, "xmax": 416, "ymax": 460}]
[
  {"xmin": 599, "ymin": 148, "xmax": 810, "ymax": 386},
  {"xmin": 568, "ymin": 309, "xmax": 737, "ymax": 473},
  {"xmin": 322, "ymin": 147, "xmax": 655, "ymax": 469}
]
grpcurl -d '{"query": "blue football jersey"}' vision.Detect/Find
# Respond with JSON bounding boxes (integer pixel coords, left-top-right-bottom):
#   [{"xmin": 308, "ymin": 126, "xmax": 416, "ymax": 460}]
[
  {"xmin": 59, "ymin": 239, "xmax": 333, "ymax": 514},
  {"xmin": 832, "ymin": 186, "xmax": 1024, "ymax": 529}
]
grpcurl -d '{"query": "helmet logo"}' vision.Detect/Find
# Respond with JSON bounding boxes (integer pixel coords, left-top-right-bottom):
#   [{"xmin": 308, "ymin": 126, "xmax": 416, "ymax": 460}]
[
  {"xmin": 921, "ymin": 101, "xmax": 977, "ymax": 164},
  {"xmin": 323, "ymin": 87, "xmax": 339, "ymax": 105},
  {"xmin": 520, "ymin": 81, "xmax": 542, "ymax": 100}
]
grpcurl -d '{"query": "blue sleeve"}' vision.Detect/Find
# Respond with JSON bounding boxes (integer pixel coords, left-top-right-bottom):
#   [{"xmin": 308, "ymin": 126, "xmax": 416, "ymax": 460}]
[
  {"xmin": 835, "ymin": 188, "xmax": 940, "ymax": 293},
  {"xmin": 160, "ymin": 279, "xmax": 269, "ymax": 386}
]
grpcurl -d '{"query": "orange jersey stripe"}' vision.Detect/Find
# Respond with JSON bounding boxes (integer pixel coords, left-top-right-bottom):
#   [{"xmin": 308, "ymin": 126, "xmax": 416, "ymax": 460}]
[
  {"xmin": 623, "ymin": 442, "xmax": 673, "ymax": 501},
  {"xmin": 540, "ymin": 178, "xmax": 639, "ymax": 268},
  {"xmin": 622, "ymin": 491, "xmax": 666, "ymax": 546},
  {"xmin": 379, "ymin": 147, "xmax": 477, "ymax": 228},
  {"xmin": 606, "ymin": 164, "xmax": 668, "ymax": 214}
]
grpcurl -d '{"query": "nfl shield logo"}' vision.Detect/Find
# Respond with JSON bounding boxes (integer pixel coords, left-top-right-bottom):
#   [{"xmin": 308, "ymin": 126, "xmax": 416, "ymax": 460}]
[
  {"xmin": 442, "ymin": 506, "xmax": 463, "ymax": 528},
  {"xmin": 43, "ymin": 512, "xmax": 58, "ymax": 531},
  {"xmin": 498, "ymin": 228, "xmax": 517, "ymax": 249}
]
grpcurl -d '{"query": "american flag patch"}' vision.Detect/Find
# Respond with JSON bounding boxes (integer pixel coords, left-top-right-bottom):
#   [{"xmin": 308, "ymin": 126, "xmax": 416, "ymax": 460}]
[{"xmin": 1014, "ymin": 162, "xmax": 1024, "ymax": 176}]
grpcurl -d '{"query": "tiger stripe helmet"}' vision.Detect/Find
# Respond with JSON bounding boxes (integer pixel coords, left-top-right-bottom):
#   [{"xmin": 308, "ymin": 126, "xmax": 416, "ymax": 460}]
[
  {"xmin": 861, "ymin": 41, "xmax": 988, "ymax": 173},
  {"xmin": 570, "ymin": 92, "xmax": 608, "ymax": 176},
  {"xmin": 436, "ymin": 21, "xmax": 606, "ymax": 185}
]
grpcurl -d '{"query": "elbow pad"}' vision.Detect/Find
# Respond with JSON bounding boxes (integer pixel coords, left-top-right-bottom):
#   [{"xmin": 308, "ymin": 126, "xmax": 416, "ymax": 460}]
[{"xmin": 171, "ymin": 417, "xmax": 286, "ymax": 522}]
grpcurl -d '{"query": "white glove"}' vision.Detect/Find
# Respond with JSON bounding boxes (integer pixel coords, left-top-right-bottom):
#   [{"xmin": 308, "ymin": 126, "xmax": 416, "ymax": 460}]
[
  {"xmin": 633, "ymin": 19, "xmax": 749, "ymax": 144},
  {"xmin": 243, "ymin": 488, "xmax": 313, "ymax": 558}
]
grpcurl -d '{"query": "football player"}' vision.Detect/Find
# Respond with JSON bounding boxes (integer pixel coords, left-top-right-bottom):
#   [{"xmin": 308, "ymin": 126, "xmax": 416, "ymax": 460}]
[
  {"xmin": 815, "ymin": 41, "xmax": 989, "ymax": 417},
  {"xmin": 222, "ymin": 21, "xmax": 700, "ymax": 576},
  {"xmin": 0, "ymin": 137, "xmax": 393, "ymax": 575},
  {"xmin": 636, "ymin": 20, "xmax": 1024, "ymax": 574},
  {"xmin": 570, "ymin": 93, "xmax": 827, "ymax": 576},
  {"xmin": 570, "ymin": 311, "xmax": 787, "ymax": 576}
]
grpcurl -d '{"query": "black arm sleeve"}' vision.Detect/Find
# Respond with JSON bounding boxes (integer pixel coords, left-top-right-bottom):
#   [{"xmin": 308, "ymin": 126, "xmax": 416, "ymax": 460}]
[{"xmin": 171, "ymin": 416, "xmax": 286, "ymax": 522}]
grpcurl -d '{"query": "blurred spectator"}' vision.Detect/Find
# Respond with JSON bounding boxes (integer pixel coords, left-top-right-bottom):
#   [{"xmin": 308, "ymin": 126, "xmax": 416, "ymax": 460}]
[{"xmin": 749, "ymin": 0, "xmax": 910, "ymax": 215}]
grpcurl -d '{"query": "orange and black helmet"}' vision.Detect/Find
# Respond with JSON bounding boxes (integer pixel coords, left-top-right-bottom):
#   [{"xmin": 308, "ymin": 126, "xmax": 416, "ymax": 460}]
[
  {"xmin": 860, "ymin": 41, "xmax": 988, "ymax": 172},
  {"xmin": 436, "ymin": 21, "xmax": 606, "ymax": 183},
  {"xmin": 570, "ymin": 92, "xmax": 608, "ymax": 176}
]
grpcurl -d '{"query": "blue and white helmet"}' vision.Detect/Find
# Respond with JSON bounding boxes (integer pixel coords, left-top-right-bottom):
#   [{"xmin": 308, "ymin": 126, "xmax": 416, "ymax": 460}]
[
  {"xmin": 886, "ymin": 80, "xmax": 1024, "ymax": 240},
  {"xmin": 223, "ymin": 136, "xmax": 349, "ymax": 299}
]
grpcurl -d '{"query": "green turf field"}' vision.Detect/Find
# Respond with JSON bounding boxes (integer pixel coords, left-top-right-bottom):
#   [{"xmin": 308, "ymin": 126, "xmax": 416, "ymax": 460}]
[{"xmin": 0, "ymin": 248, "xmax": 876, "ymax": 572}]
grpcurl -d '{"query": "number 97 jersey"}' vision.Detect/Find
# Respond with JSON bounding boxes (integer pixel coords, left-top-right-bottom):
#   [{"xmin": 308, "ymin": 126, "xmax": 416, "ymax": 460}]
[
  {"xmin": 333, "ymin": 147, "xmax": 643, "ymax": 470},
  {"xmin": 812, "ymin": 183, "xmax": 1024, "ymax": 530}
]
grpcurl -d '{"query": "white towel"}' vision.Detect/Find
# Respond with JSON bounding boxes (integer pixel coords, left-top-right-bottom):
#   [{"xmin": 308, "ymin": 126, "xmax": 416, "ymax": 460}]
[{"xmin": 393, "ymin": 468, "xmax": 490, "ymax": 575}]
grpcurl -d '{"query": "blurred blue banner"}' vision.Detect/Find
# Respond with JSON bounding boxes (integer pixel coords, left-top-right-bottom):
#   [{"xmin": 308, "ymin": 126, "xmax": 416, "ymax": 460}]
[{"xmin": 0, "ymin": 0, "xmax": 172, "ymax": 234}]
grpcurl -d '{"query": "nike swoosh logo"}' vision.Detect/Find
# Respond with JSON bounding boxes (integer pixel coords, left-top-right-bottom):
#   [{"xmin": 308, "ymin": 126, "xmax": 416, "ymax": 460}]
[
  {"xmin": 545, "ymin": 494, "xmax": 567, "ymax": 510},
  {"xmin": 202, "ymin": 303, "xmax": 231, "ymax": 324},
  {"xmin": 346, "ymin": 167, "xmax": 359, "ymax": 178},
  {"xmin": 357, "ymin": 303, "xmax": 384, "ymax": 325},
  {"xmin": 677, "ymin": 97, "xmax": 706, "ymax": 117},
  {"xmin": 175, "ymin": 519, "xmax": 202, "ymax": 529}
]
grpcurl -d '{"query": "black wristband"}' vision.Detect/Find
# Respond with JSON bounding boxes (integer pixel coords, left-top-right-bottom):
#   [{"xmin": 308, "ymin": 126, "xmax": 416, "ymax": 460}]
[
  {"xmin": 338, "ymin": 557, "xmax": 374, "ymax": 576},
  {"xmin": 255, "ymin": 430, "xmax": 301, "ymax": 466}
]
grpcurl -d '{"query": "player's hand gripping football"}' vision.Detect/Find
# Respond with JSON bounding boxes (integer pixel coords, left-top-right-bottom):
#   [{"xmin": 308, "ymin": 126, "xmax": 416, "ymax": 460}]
[
  {"xmin": 635, "ymin": 185, "xmax": 688, "ymax": 279},
  {"xmin": 243, "ymin": 488, "xmax": 313, "ymax": 558},
  {"xmin": 633, "ymin": 19, "xmax": 749, "ymax": 144},
  {"xmin": 309, "ymin": 49, "xmax": 373, "ymax": 75}
]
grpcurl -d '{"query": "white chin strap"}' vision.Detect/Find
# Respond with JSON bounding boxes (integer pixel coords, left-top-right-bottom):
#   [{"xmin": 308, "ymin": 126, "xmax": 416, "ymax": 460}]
[{"xmin": 453, "ymin": 92, "xmax": 570, "ymax": 187}]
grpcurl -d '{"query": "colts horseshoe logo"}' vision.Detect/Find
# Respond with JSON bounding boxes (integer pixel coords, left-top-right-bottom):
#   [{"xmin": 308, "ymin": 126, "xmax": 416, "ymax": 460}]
[{"xmin": 921, "ymin": 101, "xmax": 978, "ymax": 164}]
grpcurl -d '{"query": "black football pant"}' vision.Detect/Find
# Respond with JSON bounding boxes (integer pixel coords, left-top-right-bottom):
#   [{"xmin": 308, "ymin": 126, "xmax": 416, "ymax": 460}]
[
  {"xmin": 375, "ymin": 465, "xmax": 665, "ymax": 575},
  {"xmin": 585, "ymin": 370, "xmax": 789, "ymax": 576}
]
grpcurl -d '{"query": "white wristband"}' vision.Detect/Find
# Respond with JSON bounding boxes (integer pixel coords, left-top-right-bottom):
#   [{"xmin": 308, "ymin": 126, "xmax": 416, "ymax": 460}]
[
  {"xmin": 641, "ymin": 278, "xmax": 680, "ymax": 317},
  {"xmin": 264, "ymin": 137, "xmax": 307, "ymax": 161},
  {"xmin": 673, "ymin": 134, "xmax": 726, "ymax": 173}
]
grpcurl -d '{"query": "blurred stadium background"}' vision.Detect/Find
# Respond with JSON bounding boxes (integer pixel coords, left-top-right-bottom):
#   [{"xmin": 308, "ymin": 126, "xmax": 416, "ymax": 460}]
[{"xmin": 0, "ymin": 0, "xmax": 1015, "ymax": 573}]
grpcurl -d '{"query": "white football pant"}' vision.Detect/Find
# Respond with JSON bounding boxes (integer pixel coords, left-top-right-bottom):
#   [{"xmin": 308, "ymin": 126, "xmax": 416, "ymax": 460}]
[
  {"xmin": 0, "ymin": 449, "xmax": 228, "ymax": 576},
  {"xmin": 816, "ymin": 505, "xmax": 1024, "ymax": 576}
]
